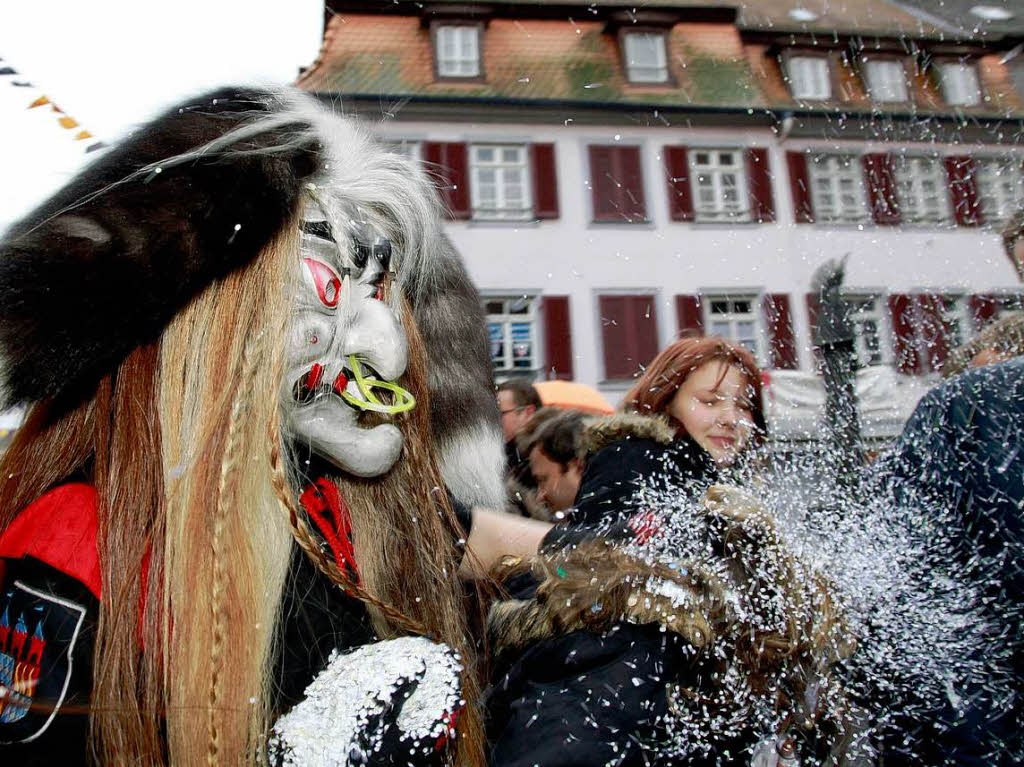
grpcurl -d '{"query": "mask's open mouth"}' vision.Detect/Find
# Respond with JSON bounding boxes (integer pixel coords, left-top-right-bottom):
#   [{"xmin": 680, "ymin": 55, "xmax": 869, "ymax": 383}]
[{"xmin": 292, "ymin": 354, "xmax": 416, "ymax": 417}]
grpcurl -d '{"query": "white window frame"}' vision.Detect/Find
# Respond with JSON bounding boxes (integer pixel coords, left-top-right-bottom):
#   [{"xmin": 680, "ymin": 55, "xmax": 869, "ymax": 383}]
[
  {"xmin": 863, "ymin": 59, "xmax": 909, "ymax": 103},
  {"xmin": 483, "ymin": 295, "xmax": 539, "ymax": 375},
  {"xmin": 787, "ymin": 55, "xmax": 831, "ymax": 100},
  {"xmin": 689, "ymin": 149, "xmax": 750, "ymax": 222},
  {"xmin": 893, "ymin": 156, "xmax": 952, "ymax": 225},
  {"xmin": 469, "ymin": 144, "xmax": 532, "ymax": 221},
  {"xmin": 937, "ymin": 61, "xmax": 982, "ymax": 107},
  {"xmin": 808, "ymin": 154, "xmax": 869, "ymax": 223},
  {"xmin": 842, "ymin": 293, "xmax": 891, "ymax": 367},
  {"xmin": 938, "ymin": 294, "xmax": 972, "ymax": 351},
  {"xmin": 975, "ymin": 156, "xmax": 1023, "ymax": 226},
  {"xmin": 436, "ymin": 25, "xmax": 481, "ymax": 78},
  {"xmin": 704, "ymin": 294, "xmax": 763, "ymax": 363},
  {"xmin": 622, "ymin": 32, "xmax": 669, "ymax": 84}
]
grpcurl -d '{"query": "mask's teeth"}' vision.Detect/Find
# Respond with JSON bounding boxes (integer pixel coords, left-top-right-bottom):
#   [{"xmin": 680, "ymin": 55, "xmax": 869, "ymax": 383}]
[
  {"xmin": 332, "ymin": 370, "xmax": 349, "ymax": 396},
  {"xmin": 293, "ymin": 363, "xmax": 325, "ymax": 404}
]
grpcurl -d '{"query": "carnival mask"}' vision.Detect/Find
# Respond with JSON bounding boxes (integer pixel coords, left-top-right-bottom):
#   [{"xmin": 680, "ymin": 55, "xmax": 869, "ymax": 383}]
[{"xmin": 282, "ymin": 198, "xmax": 414, "ymax": 477}]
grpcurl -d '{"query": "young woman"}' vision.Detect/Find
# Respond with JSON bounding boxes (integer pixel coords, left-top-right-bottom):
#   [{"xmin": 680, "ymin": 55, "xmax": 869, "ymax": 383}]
[
  {"xmin": 485, "ymin": 340, "xmax": 861, "ymax": 766},
  {"xmin": 570, "ymin": 336, "xmax": 767, "ymax": 530}
]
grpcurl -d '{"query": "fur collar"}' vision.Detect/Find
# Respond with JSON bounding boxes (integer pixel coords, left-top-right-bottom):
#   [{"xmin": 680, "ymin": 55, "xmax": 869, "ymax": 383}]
[
  {"xmin": 580, "ymin": 413, "xmax": 676, "ymax": 455},
  {"xmin": 486, "ymin": 539, "xmax": 720, "ymax": 667}
]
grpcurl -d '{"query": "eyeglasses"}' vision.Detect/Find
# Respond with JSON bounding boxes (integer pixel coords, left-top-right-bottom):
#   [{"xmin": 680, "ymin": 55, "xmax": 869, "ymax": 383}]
[{"xmin": 499, "ymin": 407, "xmax": 525, "ymax": 416}]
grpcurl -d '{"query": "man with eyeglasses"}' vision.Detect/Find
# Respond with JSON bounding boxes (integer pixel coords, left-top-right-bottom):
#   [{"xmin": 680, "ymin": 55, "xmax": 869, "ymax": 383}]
[{"xmin": 496, "ymin": 379, "xmax": 543, "ymax": 515}]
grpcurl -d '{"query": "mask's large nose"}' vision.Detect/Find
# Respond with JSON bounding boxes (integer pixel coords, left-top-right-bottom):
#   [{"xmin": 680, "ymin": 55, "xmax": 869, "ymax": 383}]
[{"xmin": 334, "ymin": 275, "xmax": 408, "ymax": 383}]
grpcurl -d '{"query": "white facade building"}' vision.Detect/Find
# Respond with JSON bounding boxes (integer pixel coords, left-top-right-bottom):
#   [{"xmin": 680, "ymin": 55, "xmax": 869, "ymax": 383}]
[{"xmin": 301, "ymin": 1, "xmax": 1024, "ymax": 438}]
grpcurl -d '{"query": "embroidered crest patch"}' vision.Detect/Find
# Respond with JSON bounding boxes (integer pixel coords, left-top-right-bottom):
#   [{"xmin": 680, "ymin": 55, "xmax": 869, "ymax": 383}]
[{"xmin": 0, "ymin": 578, "xmax": 87, "ymax": 743}]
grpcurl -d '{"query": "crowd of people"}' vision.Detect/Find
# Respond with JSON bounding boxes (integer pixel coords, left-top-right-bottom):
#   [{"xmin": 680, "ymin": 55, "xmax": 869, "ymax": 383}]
[{"xmin": 0, "ymin": 84, "xmax": 1018, "ymax": 766}]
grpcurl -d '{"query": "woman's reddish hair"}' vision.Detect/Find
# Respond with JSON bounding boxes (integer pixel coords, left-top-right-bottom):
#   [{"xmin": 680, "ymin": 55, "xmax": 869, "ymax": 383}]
[{"xmin": 623, "ymin": 336, "xmax": 768, "ymax": 446}]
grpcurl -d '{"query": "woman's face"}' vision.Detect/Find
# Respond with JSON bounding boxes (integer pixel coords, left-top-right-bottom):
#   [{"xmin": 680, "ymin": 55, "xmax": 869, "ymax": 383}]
[{"xmin": 667, "ymin": 361, "xmax": 755, "ymax": 466}]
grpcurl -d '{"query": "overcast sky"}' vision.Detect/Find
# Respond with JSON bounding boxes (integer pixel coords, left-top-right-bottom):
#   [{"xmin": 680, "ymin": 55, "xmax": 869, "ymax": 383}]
[{"xmin": 0, "ymin": 1, "xmax": 323, "ymax": 229}]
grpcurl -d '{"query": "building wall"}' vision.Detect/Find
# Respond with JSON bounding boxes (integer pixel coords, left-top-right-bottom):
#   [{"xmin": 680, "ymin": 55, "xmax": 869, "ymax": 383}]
[{"xmin": 373, "ymin": 118, "xmax": 1021, "ymax": 396}]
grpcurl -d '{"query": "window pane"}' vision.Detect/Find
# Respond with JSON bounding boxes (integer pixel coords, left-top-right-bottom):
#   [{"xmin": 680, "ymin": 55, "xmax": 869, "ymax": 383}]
[
  {"xmin": 624, "ymin": 33, "xmax": 668, "ymax": 83},
  {"xmin": 471, "ymin": 144, "xmax": 532, "ymax": 219},
  {"xmin": 789, "ymin": 56, "xmax": 831, "ymax": 100},
  {"xmin": 437, "ymin": 25, "xmax": 479, "ymax": 78},
  {"xmin": 866, "ymin": 60, "xmax": 908, "ymax": 102},
  {"xmin": 485, "ymin": 298, "xmax": 537, "ymax": 371},
  {"xmin": 488, "ymin": 324, "xmax": 505, "ymax": 367},
  {"xmin": 940, "ymin": 62, "xmax": 981, "ymax": 106}
]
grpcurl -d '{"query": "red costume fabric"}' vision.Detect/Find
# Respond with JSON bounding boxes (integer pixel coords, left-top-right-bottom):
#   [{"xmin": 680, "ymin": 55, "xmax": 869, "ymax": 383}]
[{"xmin": 0, "ymin": 484, "xmax": 100, "ymax": 598}]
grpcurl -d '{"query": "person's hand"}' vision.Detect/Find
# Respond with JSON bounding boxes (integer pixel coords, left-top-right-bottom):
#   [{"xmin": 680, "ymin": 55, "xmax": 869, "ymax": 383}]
[{"xmin": 270, "ymin": 636, "xmax": 462, "ymax": 766}]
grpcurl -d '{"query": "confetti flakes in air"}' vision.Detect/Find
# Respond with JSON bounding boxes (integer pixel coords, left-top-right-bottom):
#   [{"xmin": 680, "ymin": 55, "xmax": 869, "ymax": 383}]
[{"xmin": 605, "ymin": 451, "xmax": 1017, "ymax": 766}]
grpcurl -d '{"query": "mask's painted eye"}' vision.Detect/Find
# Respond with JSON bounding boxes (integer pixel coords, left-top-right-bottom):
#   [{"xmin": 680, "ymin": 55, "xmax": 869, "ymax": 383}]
[{"xmin": 303, "ymin": 257, "xmax": 342, "ymax": 308}]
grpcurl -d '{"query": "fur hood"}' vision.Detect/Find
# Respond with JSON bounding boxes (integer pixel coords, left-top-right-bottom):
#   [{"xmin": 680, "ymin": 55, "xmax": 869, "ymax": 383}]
[{"xmin": 580, "ymin": 412, "xmax": 676, "ymax": 456}]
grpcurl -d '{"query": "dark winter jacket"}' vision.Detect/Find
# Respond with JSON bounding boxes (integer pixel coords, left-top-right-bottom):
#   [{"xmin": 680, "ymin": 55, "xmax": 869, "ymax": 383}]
[
  {"xmin": 542, "ymin": 414, "xmax": 719, "ymax": 551},
  {"xmin": 485, "ymin": 415, "xmax": 725, "ymax": 766},
  {"xmin": 866, "ymin": 357, "xmax": 1024, "ymax": 766},
  {"xmin": 484, "ymin": 551, "xmax": 716, "ymax": 767}
]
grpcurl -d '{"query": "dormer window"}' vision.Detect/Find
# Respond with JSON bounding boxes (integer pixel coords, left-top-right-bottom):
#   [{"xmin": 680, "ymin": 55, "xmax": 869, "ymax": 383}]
[
  {"xmin": 435, "ymin": 24, "xmax": 481, "ymax": 78},
  {"xmin": 787, "ymin": 55, "xmax": 831, "ymax": 100},
  {"xmin": 863, "ymin": 59, "xmax": 909, "ymax": 102},
  {"xmin": 937, "ymin": 61, "xmax": 982, "ymax": 106},
  {"xmin": 623, "ymin": 32, "xmax": 669, "ymax": 83}
]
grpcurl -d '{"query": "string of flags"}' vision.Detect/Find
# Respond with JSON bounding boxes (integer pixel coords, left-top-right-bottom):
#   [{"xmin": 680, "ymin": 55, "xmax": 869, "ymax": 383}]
[{"xmin": 0, "ymin": 55, "xmax": 105, "ymax": 153}]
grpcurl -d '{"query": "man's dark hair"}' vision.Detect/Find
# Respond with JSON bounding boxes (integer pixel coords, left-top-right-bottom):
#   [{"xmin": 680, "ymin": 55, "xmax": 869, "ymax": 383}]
[
  {"xmin": 496, "ymin": 378, "xmax": 542, "ymax": 410},
  {"xmin": 518, "ymin": 409, "xmax": 586, "ymax": 468}
]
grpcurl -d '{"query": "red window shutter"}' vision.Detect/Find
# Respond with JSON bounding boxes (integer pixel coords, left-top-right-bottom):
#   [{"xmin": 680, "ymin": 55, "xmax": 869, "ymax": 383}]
[
  {"xmin": 664, "ymin": 145, "xmax": 695, "ymax": 221},
  {"xmin": 589, "ymin": 146, "xmax": 647, "ymax": 222},
  {"xmin": 746, "ymin": 148, "xmax": 776, "ymax": 223},
  {"xmin": 600, "ymin": 295, "xmax": 631, "ymax": 379},
  {"xmin": 618, "ymin": 146, "xmax": 648, "ymax": 222},
  {"xmin": 589, "ymin": 146, "xmax": 618, "ymax": 222},
  {"xmin": 631, "ymin": 295, "xmax": 660, "ymax": 371},
  {"xmin": 531, "ymin": 143, "xmax": 559, "ymax": 220},
  {"xmin": 863, "ymin": 153, "xmax": 901, "ymax": 225},
  {"xmin": 944, "ymin": 156, "xmax": 983, "ymax": 227},
  {"xmin": 675, "ymin": 294, "xmax": 704, "ymax": 337},
  {"xmin": 762, "ymin": 294, "xmax": 797, "ymax": 370},
  {"xmin": 916, "ymin": 294, "xmax": 949, "ymax": 373},
  {"xmin": 541, "ymin": 295, "xmax": 573, "ymax": 380},
  {"xmin": 423, "ymin": 141, "xmax": 471, "ymax": 219},
  {"xmin": 599, "ymin": 294, "xmax": 659, "ymax": 380},
  {"xmin": 969, "ymin": 293, "xmax": 999, "ymax": 331},
  {"xmin": 786, "ymin": 152, "xmax": 814, "ymax": 224},
  {"xmin": 888, "ymin": 294, "xmax": 920, "ymax": 374}
]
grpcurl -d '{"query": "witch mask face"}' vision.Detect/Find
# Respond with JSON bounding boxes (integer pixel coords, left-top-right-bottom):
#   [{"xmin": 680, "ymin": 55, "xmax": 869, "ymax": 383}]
[{"xmin": 282, "ymin": 199, "xmax": 414, "ymax": 477}]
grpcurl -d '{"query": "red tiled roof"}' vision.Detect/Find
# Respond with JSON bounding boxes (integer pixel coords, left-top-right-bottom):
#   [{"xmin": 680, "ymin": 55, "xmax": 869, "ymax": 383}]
[
  {"xmin": 300, "ymin": 14, "xmax": 760, "ymax": 107},
  {"xmin": 298, "ymin": 7, "xmax": 1022, "ymax": 117}
]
